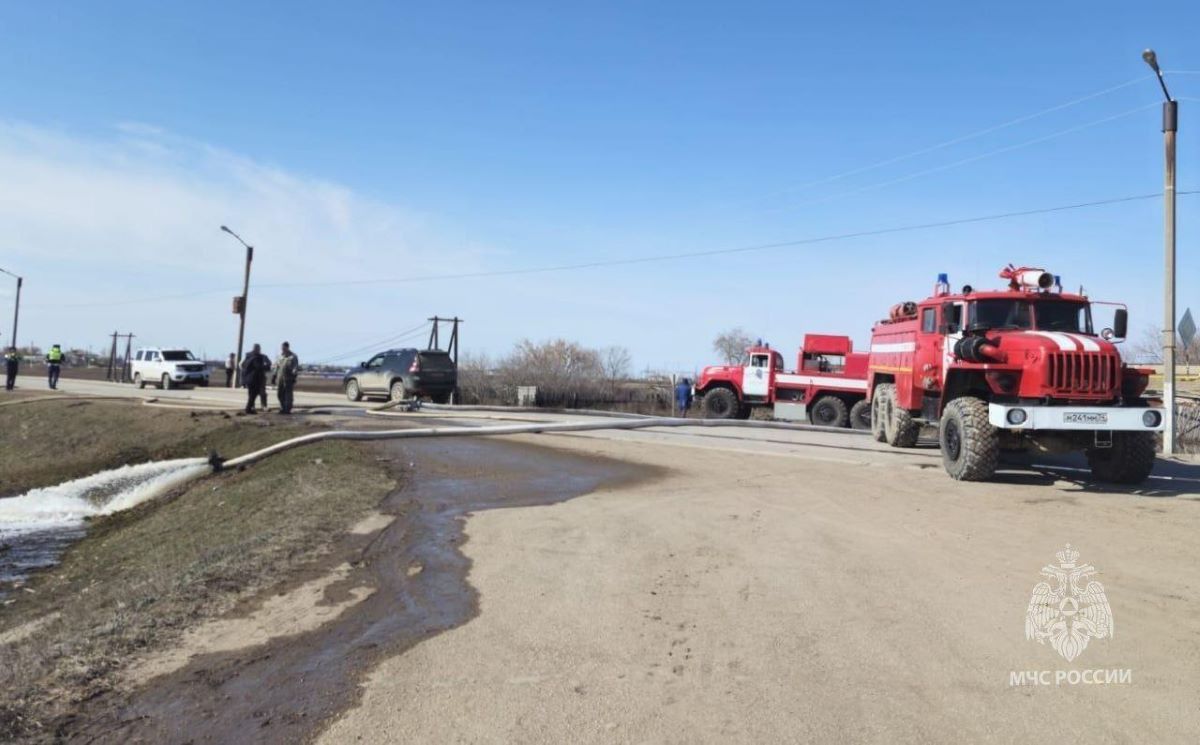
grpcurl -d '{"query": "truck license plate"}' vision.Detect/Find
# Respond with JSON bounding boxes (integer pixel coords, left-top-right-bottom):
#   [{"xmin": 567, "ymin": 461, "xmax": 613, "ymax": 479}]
[{"xmin": 1063, "ymin": 412, "xmax": 1107, "ymax": 425}]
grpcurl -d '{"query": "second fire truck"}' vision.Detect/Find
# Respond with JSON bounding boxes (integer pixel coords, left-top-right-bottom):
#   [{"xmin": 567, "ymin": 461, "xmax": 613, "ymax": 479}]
[{"xmin": 695, "ymin": 334, "xmax": 870, "ymax": 427}]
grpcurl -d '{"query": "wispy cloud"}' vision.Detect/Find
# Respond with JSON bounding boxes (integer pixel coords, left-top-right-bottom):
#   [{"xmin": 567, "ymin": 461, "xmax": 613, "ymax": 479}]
[
  {"xmin": 0, "ymin": 120, "xmax": 514, "ymax": 357},
  {"xmin": 0, "ymin": 120, "xmax": 490, "ymax": 286}
]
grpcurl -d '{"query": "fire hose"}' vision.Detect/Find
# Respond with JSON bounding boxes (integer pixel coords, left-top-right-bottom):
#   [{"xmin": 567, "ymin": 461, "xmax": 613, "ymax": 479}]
[{"xmin": 214, "ymin": 416, "xmax": 869, "ymax": 471}]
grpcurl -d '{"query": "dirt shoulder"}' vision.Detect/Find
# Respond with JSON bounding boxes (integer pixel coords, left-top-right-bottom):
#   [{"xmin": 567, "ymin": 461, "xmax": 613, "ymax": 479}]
[
  {"xmin": 0, "ymin": 400, "xmax": 397, "ymax": 742},
  {"xmin": 319, "ymin": 430, "xmax": 1200, "ymax": 745}
]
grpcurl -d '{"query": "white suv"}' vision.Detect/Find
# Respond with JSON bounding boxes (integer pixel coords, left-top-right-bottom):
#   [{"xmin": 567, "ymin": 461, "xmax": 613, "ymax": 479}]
[{"xmin": 131, "ymin": 347, "xmax": 210, "ymax": 389}]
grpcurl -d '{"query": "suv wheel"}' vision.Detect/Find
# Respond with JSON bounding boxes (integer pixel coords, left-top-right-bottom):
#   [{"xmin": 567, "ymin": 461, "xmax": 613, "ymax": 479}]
[
  {"xmin": 134, "ymin": 373, "xmax": 145, "ymax": 389},
  {"xmin": 389, "ymin": 380, "xmax": 408, "ymax": 402},
  {"xmin": 345, "ymin": 379, "xmax": 362, "ymax": 402},
  {"xmin": 161, "ymin": 373, "xmax": 173, "ymax": 391}
]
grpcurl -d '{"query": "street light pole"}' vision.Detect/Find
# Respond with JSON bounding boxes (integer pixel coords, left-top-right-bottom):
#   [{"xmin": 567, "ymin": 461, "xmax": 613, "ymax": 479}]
[
  {"xmin": 220, "ymin": 225, "xmax": 254, "ymax": 388},
  {"xmin": 0, "ymin": 267, "xmax": 21, "ymax": 351},
  {"xmin": 1143, "ymin": 49, "xmax": 1178, "ymax": 456}
]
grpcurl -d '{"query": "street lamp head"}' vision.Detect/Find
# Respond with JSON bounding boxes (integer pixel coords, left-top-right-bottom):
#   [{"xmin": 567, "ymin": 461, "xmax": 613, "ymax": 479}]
[
  {"xmin": 220, "ymin": 225, "xmax": 233, "ymax": 234},
  {"xmin": 1142, "ymin": 49, "xmax": 1160, "ymax": 72}
]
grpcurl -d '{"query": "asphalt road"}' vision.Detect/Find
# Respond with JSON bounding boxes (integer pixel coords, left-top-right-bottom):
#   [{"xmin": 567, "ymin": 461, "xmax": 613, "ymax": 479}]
[{"xmin": 16, "ymin": 378, "xmax": 1200, "ymax": 743}]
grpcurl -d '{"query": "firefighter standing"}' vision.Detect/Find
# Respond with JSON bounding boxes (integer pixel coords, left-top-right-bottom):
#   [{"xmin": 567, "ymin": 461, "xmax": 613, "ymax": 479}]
[
  {"xmin": 45, "ymin": 344, "xmax": 64, "ymax": 389},
  {"xmin": 240, "ymin": 344, "xmax": 270, "ymax": 414},
  {"xmin": 4, "ymin": 347, "xmax": 19, "ymax": 391},
  {"xmin": 275, "ymin": 341, "xmax": 300, "ymax": 414},
  {"xmin": 675, "ymin": 377, "xmax": 694, "ymax": 417}
]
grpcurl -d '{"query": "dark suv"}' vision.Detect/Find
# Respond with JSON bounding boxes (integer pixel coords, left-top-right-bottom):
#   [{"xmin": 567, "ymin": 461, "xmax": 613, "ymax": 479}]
[{"xmin": 343, "ymin": 348, "xmax": 457, "ymax": 403}]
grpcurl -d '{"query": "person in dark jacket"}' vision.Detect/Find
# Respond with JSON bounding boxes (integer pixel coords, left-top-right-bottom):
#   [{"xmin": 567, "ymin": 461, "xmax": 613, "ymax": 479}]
[
  {"xmin": 4, "ymin": 347, "xmax": 19, "ymax": 391},
  {"xmin": 675, "ymin": 377, "xmax": 694, "ymax": 417},
  {"xmin": 240, "ymin": 344, "xmax": 270, "ymax": 414}
]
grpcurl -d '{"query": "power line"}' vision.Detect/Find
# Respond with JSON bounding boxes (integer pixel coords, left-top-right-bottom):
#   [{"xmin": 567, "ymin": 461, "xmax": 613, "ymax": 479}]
[
  {"xmin": 309, "ymin": 324, "xmax": 429, "ymax": 366},
  {"xmin": 27, "ymin": 190, "xmax": 1199, "ymax": 307},
  {"xmin": 720, "ymin": 75, "xmax": 1154, "ymax": 210},
  {"xmin": 308, "ymin": 322, "xmax": 431, "ymax": 366},
  {"xmin": 254, "ymin": 190, "xmax": 1198, "ymax": 289},
  {"xmin": 758, "ymin": 102, "xmax": 1161, "ymax": 214}
]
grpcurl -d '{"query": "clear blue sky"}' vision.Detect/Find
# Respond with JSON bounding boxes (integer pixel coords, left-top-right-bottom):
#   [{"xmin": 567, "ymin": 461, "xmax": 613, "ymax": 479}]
[{"xmin": 0, "ymin": 1, "xmax": 1196, "ymax": 370}]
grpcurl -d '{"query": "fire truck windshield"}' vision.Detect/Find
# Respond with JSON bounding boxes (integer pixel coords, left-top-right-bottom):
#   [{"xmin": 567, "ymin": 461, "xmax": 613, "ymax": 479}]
[{"xmin": 968, "ymin": 299, "xmax": 1091, "ymax": 334}]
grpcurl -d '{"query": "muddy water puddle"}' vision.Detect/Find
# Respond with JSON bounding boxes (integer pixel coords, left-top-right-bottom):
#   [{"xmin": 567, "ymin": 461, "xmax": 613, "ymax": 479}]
[{"xmin": 68, "ymin": 436, "xmax": 656, "ymax": 744}]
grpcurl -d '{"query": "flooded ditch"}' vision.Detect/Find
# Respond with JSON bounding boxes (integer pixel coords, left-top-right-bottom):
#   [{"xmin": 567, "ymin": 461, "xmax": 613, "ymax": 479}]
[
  {"xmin": 0, "ymin": 459, "xmax": 210, "ymax": 598},
  {"xmin": 63, "ymin": 436, "xmax": 658, "ymax": 743}
]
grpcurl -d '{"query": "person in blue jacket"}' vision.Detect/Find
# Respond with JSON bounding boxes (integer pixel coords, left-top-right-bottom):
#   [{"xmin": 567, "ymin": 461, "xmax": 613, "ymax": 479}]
[{"xmin": 675, "ymin": 377, "xmax": 694, "ymax": 417}]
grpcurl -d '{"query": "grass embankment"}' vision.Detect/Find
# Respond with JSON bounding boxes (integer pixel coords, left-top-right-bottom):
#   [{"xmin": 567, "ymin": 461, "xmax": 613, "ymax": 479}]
[
  {"xmin": 0, "ymin": 399, "xmax": 328, "ymax": 496},
  {"xmin": 0, "ymin": 399, "xmax": 397, "ymax": 741}
]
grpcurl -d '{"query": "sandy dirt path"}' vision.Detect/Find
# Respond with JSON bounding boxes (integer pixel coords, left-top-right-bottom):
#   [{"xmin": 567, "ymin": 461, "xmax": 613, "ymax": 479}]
[{"xmin": 319, "ymin": 431, "xmax": 1200, "ymax": 744}]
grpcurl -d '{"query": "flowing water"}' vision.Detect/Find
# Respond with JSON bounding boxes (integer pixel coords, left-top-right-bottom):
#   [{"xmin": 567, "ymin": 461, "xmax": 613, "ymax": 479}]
[{"xmin": 0, "ymin": 459, "xmax": 210, "ymax": 597}]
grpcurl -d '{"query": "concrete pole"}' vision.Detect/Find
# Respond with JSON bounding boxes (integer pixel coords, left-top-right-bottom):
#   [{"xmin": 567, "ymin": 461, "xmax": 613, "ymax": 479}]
[
  {"xmin": 1162, "ymin": 100, "xmax": 1178, "ymax": 456},
  {"xmin": 10, "ymin": 276, "xmax": 20, "ymax": 352},
  {"xmin": 235, "ymin": 244, "xmax": 253, "ymax": 388}
]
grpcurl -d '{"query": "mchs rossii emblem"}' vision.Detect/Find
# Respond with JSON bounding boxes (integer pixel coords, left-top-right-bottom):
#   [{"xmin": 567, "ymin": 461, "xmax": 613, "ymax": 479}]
[{"xmin": 1025, "ymin": 544, "xmax": 1114, "ymax": 662}]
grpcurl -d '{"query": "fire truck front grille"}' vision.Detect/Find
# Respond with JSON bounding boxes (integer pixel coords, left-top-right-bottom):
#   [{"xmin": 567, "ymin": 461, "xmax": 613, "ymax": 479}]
[{"xmin": 1045, "ymin": 352, "xmax": 1117, "ymax": 395}]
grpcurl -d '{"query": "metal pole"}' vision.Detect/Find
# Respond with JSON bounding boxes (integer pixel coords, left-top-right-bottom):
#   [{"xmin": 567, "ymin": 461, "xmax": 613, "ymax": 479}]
[
  {"xmin": 235, "ymin": 244, "xmax": 253, "ymax": 387},
  {"xmin": 1162, "ymin": 99, "xmax": 1178, "ymax": 455},
  {"xmin": 10, "ymin": 276, "xmax": 21, "ymax": 351}
]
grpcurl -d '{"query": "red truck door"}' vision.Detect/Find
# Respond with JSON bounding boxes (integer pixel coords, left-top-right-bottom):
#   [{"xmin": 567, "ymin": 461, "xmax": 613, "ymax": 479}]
[{"xmin": 915, "ymin": 301, "xmax": 965, "ymax": 390}]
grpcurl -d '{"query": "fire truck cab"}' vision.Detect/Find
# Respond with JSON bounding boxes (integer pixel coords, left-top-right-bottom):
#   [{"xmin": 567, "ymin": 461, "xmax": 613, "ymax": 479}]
[
  {"xmin": 696, "ymin": 334, "xmax": 869, "ymax": 427},
  {"xmin": 868, "ymin": 266, "xmax": 1163, "ymax": 483}
]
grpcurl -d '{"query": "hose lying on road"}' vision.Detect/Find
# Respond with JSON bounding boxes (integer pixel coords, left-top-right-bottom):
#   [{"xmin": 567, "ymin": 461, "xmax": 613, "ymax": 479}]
[{"xmin": 216, "ymin": 416, "xmax": 868, "ymax": 471}]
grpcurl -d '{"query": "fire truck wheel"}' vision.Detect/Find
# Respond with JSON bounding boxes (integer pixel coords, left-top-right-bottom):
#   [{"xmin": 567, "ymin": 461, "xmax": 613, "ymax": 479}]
[
  {"xmin": 810, "ymin": 396, "xmax": 849, "ymax": 428},
  {"xmin": 1086, "ymin": 432, "xmax": 1156, "ymax": 484},
  {"xmin": 849, "ymin": 399, "xmax": 872, "ymax": 431},
  {"xmin": 871, "ymin": 385, "xmax": 890, "ymax": 442},
  {"xmin": 877, "ymin": 383, "xmax": 919, "ymax": 447},
  {"xmin": 938, "ymin": 397, "xmax": 999, "ymax": 481},
  {"xmin": 701, "ymin": 387, "xmax": 739, "ymax": 419}
]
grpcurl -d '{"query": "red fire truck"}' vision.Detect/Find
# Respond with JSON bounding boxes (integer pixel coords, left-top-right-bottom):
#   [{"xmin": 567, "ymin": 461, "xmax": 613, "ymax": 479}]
[
  {"xmin": 868, "ymin": 265, "xmax": 1163, "ymax": 483},
  {"xmin": 695, "ymin": 334, "xmax": 870, "ymax": 427}
]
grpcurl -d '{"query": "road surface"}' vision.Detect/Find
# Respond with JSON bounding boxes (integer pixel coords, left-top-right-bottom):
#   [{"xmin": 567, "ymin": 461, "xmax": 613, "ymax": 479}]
[{"xmin": 19, "ymin": 379, "xmax": 1200, "ymax": 743}]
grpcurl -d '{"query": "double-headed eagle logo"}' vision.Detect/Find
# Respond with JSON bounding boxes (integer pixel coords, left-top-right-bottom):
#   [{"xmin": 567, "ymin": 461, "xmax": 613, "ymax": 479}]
[{"xmin": 1025, "ymin": 544, "xmax": 1114, "ymax": 662}]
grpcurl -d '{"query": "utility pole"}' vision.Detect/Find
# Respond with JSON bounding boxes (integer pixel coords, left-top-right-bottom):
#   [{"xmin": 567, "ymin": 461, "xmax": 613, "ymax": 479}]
[
  {"xmin": 1143, "ymin": 49, "xmax": 1178, "ymax": 455},
  {"xmin": 121, "ymin": 333, "xmax": 135, "ymax": 383},
  {"xmin": 0, "ymin": 267, "xmax": 21, "ymax": 351},
  {"xmin": 221, "ymin": 225, "xmax": 254, "ymax": 387},
  {"xmin": 428, "ymin": 316, "xmax": 463, "ymax": 404},
  {"xmin": 107, "ymin": 332, "xmax": 118, "ymax": 381},
  {"xmin": 427, "ymin": 316, "xmax": 462, "ymax": 360}
]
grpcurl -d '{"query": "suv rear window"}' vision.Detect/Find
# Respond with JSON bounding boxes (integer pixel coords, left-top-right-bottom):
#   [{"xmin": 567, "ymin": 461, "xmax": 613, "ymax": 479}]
[
  {"xmin": 417, "ymin": 351, "xmax": 454, "ymax": 370},
  {"xmin": 161, "ymin": 350, "xmax": 196, "ymax": 361}
]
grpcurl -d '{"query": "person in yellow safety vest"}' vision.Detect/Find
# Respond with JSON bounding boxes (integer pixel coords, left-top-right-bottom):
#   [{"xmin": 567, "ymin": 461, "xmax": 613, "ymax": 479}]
[
  {"xmin": 4, "ymin": 347, "xmax": 20, "ymax": 391},
  {"xmin": 45, "ymin": 344, "xmax": 64, "ymax": 390}
]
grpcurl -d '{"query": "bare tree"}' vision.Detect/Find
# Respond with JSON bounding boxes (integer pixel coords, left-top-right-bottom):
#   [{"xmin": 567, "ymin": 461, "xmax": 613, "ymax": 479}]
[
  {"xmin": 1129, "ymin": 324, "xmax": 1200, "ymax": 370},
  {"xmin": 498, "ymin": 339, "xmax": 605, "ymax": 404},
  {"xmin": 455, "ymin": 351, "xmax": 495, "ymax": 404},
  {"xmin": 600, "ymin": 345, "xmax": 632, "ymax": 383},
  {"xmin": 712, "ymin": 327, "xmax": 756, "ymax": 365},
  {"xmin": 1130, "ymin": 325, "xmax": 1163, "ymax": 364}
]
